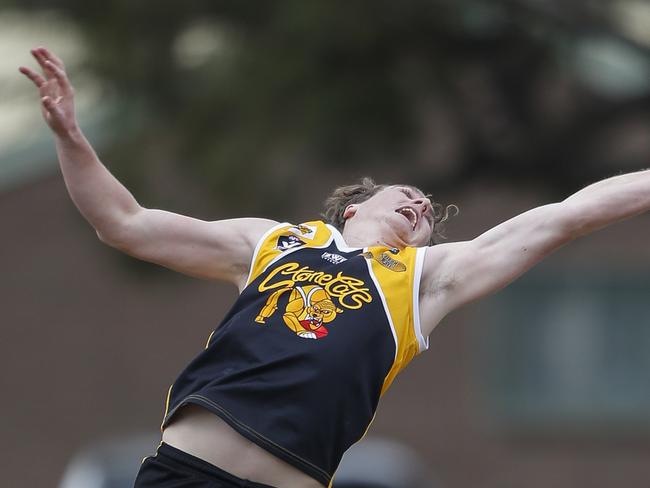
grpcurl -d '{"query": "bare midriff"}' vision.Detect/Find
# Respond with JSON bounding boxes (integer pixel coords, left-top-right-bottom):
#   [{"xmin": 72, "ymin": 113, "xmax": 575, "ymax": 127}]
[{"xmin": 162, "ymin": 404, "xmax": 325, "ymax": 488}]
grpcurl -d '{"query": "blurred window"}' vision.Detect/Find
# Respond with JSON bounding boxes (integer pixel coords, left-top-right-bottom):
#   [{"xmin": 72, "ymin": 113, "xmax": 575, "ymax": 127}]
[{"xmin": 480, "ymin": 270, "xmax": 650, "ymax": 434}]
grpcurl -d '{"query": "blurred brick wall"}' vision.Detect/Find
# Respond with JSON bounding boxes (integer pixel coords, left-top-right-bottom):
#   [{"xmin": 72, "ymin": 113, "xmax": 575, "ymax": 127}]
[{"xmin": 2, "ymin": 175, "xmax": 650, "ymax": 488}]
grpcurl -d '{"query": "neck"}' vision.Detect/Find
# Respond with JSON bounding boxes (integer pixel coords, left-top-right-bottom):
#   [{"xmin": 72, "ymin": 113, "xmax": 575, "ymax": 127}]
[{"xmin": 341, "ymin": 219, "xmax": 407, "ymax": 249}]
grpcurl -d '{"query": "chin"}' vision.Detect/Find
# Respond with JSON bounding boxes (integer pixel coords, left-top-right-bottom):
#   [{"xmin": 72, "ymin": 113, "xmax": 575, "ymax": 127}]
[
  {"xmin": 407, "ymin": 230, "xmax": 429, "ymax": 248},
  {"xmin": 413, "ymin": 236, "xmax": 429, "ymax": 247},
  {"xmin": 383, "ymin": 216, "xmax": 426, "ymax": 248}
]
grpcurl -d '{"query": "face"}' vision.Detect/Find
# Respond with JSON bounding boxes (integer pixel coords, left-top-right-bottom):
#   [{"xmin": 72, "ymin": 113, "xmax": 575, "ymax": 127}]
[
  {"xmin": 344, "ymin": 185, "xmax": 435, "ymax": 247},
  {"xmin": 309, "ymin": 301, "xmax": 337, "ymax": 324}
]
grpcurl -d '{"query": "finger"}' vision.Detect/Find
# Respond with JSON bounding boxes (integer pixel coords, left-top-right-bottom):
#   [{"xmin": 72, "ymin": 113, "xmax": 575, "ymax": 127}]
[
  {"xmin": 31, "ymin": 48, "xmax": 51, "ymax": 76},
  {"xmin": 39, "ymin": 47, "xmax": 66, "ymax": 70},
  {"xmin": 31, "ymin": 48, "xmax": 57, "ymax": 79},
  {"xmin": 44, "ymin": 60, "xmax": 73, "ymax": 96},
  {"xmin": 19, "ymin": 66, "xmax": 46, "ymax": 88}
]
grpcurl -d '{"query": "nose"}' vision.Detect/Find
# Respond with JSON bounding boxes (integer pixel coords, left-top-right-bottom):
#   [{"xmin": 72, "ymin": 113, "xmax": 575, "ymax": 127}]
[{"xmin": 413, "ymin": 197, "xmax": 432, "ymax": 213}]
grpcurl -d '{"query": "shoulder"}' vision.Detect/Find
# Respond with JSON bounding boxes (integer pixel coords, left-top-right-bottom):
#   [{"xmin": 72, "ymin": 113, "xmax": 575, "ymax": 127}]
[
  {"xmin": 415, "ymin": 241, "xmax": 476, "ymax": 335},
  {"xmin": 212, "ymin": 217, "xmax": 280, "ymax": 244},
  {"xmin": 241, "ymin": 219, "xmax": 335, "ymax": 288},
  {"xmin": 253, "ymin": 220, "xmax": 334, "ymax": 247},
  {"xmin": 419, "ymin": 241, "xmax": 470, "ymax": 295}
]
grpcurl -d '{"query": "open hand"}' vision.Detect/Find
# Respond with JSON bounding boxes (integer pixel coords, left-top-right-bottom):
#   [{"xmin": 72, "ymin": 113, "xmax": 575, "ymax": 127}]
[{"xmin": 19, "ymin": 47, "xmax": 78, "ymax": 137}]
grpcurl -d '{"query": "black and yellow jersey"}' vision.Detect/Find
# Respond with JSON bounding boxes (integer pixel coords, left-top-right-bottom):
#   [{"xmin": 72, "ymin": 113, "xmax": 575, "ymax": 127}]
[{"xmin": 161, "ymin": 221, "xmax": 429, "ymax": 487}]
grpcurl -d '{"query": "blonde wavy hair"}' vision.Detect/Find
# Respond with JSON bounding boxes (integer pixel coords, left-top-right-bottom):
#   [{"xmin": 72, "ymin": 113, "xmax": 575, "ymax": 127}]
[{"xmin": 322, "ymin": 177, "xmax": 458, "ymax": 245}]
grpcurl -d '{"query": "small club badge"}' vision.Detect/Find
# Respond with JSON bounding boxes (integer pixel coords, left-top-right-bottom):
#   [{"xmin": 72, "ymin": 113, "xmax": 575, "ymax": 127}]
[{"xmin": 360, "ymin": 249, "xmax": 406, "ymax": 272}]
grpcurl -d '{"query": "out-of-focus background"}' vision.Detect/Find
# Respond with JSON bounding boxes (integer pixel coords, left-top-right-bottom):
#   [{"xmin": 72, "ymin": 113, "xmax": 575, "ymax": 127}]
[{"xmin": 2, "ymin": 1, "xmax": 650, "ymax": 487}]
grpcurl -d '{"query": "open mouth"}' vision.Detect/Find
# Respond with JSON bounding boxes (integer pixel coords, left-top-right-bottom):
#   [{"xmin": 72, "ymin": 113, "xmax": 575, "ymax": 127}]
[{"xmin": 395, "ymin": 206, "xmax": 418, "ymax": 230}]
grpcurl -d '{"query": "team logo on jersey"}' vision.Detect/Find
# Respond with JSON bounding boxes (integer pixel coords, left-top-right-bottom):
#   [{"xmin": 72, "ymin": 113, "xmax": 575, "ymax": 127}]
[
  {"xmin": 289, "ymin": 224, "xmax": 317, "ymax": 240},
  {"xmin": 254, "ymin": 261, "xmax": 373, "ymax": 340},
  {"xmin": 361, "ymin": 250, "xmax": 406, "ymax": 272},
  {"xmin": 255, "ymin": 285, "xmax": 342, "ymax": 340},
  {"xmin": 321, "ymin": 251, "xmax": 347, "ymax": 265},
  {"xmin": 276, "ymin": 234, "xmax": 306, "ymax": 251}
]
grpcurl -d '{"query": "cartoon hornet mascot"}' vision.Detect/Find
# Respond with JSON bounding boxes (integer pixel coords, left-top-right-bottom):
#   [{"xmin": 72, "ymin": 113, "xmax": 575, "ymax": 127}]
[{"xmin": 255, "ymin": 284, "xmax": 342, "ymax": 339}]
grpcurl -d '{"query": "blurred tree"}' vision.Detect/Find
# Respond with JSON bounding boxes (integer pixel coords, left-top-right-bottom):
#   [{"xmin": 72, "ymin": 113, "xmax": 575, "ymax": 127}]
[{"xmin": 10, "ymin": 0, "xmax": 650, "ymax": 216}]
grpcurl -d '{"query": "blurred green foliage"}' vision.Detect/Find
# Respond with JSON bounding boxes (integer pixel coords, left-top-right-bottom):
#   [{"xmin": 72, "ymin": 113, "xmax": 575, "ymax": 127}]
[{"xmin": 10, "ymin": 0, "xmax": 650, "ymax": 217}]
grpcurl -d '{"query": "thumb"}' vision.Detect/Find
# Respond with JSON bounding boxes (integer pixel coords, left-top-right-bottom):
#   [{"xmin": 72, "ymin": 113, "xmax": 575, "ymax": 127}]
[{"xmin": 41, "ymin": 95, "xmax": 61, "ymax": 115}]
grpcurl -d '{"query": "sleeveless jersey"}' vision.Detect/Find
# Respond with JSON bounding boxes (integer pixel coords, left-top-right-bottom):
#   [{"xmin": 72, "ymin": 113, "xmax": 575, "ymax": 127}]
[{"xmin": 161, "ymin": 221, "xmax": 429, "ymax": 486}]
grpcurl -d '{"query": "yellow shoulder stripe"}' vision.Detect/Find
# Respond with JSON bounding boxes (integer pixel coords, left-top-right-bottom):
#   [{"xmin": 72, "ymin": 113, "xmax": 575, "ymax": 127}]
[{"xmin": 246, "ymin": 221, "xmax": 332, "ymax": 286}]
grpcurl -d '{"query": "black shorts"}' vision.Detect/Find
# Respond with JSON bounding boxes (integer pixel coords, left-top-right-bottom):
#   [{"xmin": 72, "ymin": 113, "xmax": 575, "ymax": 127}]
[{"xmin": 134, "ymin": 442, "xmax": 278, "ymax": 488}]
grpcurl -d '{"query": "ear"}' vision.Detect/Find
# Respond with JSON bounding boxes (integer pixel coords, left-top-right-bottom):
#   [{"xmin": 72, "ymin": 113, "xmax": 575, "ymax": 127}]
[{"xmin": 343, "ymin": 204, "xmax": 357, "ymax": 220}]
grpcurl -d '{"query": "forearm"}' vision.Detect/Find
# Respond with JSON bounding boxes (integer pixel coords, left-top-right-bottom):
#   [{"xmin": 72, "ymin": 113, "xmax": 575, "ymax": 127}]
[
  {"xmin": 55, "ymin": 127, "xmax": 141, "ymax": 239},
  {"xmin": 20, "ymin": 47, "xmax": 142, "ymax": 242},
  {"xmin": 563, "ymin": 169, "xmax": 650, "ymax": 236}
]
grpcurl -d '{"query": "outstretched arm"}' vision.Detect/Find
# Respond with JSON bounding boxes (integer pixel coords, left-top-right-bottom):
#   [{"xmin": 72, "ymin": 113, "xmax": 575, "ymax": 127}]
[
  {"xmin": 20, "ymin": 47, "xmax": 276, "ymax": 289},
  {"xmin": 419, "ymin": 169, "xmax": 650, "ymax": 334}
]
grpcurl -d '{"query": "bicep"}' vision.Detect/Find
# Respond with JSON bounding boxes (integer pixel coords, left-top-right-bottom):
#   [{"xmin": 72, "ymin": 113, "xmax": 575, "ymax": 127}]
[
  {"xmin": 101, "ymin": 208, "xmax": 278, "ymax": 286},
  {"xmin": 421, "ymin": 203, "xmax": 577, "ymax": 325}
]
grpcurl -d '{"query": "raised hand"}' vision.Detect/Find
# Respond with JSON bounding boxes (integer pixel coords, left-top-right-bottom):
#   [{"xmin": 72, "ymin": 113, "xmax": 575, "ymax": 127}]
[{"xmin": 19, "ymin": 47, "xmax": 78, "ymax": 137}]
